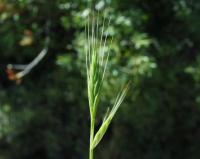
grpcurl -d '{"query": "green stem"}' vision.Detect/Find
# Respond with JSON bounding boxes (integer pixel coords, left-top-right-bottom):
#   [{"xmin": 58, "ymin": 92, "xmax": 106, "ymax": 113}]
[
  {"xmin": 89, "ymin": 147, "xmax": 94, "ymax": 159},
  {"xmin": 89, "ymin": 115, "xmax": 95, "ymax": 159}
]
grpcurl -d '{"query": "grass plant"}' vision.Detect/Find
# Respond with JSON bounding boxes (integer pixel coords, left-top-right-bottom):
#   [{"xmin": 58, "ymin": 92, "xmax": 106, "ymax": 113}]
[{"xmin": 85, "ymin": 11, "xmax": 130, "ymax": 159}]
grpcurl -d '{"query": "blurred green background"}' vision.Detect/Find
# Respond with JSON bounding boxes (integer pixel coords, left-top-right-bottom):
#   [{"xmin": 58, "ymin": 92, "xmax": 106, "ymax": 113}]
[{"xmin": 1, "ymin": 0, "xmax": 200, "ymax": 159}]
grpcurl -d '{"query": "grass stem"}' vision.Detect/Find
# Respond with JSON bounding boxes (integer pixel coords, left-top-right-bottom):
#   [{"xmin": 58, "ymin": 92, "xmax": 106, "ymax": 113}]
[{"xmin": 89, "ymin": 117, "xmax": 95, "ymax": 159}]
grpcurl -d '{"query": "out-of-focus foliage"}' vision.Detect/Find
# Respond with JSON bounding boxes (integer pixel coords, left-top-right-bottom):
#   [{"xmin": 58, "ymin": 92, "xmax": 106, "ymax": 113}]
[{"xmin": 0, "ymin": 0, "xmax": 200, "ymax": 159}]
